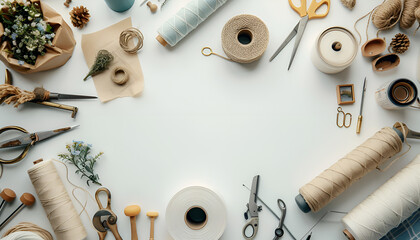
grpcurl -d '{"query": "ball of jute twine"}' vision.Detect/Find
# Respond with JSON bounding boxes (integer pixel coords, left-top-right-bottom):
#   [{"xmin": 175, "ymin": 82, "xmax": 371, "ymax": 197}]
[
  {"xmin": 119, "ymin": 27, "xmax": 144, "ymax": 54},
  {"xmin": 221, "ymin": 14, "xmax": 269, "ymax": 63},
  {"xmin": 2, "ymin": 222, "xmax": 53, "ymax": 240},
  {"xmin": 372, "ymin": 0, "xmax": 403, "ymax": 31},
  {"xmin": 111, "ymin": 66, "xmax": 129, "ymax": 85},
  {"xmin": 400, "ymin": 0, "xmax": 420, "ymax": 28}
]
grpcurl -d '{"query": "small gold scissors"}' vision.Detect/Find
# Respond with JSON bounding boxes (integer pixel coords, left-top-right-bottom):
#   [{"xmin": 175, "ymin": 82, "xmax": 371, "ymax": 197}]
[
  {"xmin": 270, "ymin": 0, "xmax": 330, "ymax": 69},
  {"xmin": 0, "ymin": 125, "xmax": 78, "ymax": 164}
]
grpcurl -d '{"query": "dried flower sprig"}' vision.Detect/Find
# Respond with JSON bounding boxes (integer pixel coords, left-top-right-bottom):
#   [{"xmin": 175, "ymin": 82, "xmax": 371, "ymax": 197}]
[
  {"xmin": 83, "ymin": 49, "xmax": 114, "ymax": 81},
  {"xmin": 58, "ymin": 140, "xmax": 103, "ymax": 186}
]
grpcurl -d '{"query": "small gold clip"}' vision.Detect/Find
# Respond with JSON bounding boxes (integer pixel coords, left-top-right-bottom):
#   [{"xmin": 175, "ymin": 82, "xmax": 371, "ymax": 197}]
[{"xmin": 336, "ymin": 107, "xmax": 352, "ymax": 128}]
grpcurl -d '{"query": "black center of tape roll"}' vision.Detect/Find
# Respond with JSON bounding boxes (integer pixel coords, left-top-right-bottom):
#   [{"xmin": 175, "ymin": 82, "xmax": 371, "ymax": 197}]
[
  {"xmin": 237, "ymin": 29, "xmax": 252, "ymax": 45},
  {"xmin": 185, "ymin": 206, "xmax": 208, "ymax": 230}
]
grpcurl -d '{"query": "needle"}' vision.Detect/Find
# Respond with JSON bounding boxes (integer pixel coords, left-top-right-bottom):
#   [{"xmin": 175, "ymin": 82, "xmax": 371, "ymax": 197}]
[
  {"xmin": 356, "ymin": 77, "xmax": 367, "ymax": 134},
  {"xmin": 243, "ymin": 184, "xmax": 296, "ymax": 240}
]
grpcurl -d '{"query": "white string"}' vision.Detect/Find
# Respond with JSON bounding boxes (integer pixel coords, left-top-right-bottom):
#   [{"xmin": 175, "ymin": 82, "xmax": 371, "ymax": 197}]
[
  {"xmin": 157, "ymin": 0, "xmax": 227, "ymax": 46},
  {"xmin": 0, "ymin": 232, "xmax": 43, "ymax": 240},
  {"xmin": 342, "ymin": 155, "xmax": 420, "ymax": 240}
]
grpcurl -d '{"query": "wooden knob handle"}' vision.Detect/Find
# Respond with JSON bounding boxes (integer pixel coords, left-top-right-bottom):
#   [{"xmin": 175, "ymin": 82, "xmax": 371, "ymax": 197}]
[
  {"xmin": 20, "ymin": 193, "xmax": 35, "ymax": 206},
  {"xmin": 147, "ymin": 2, "xmax": 157, "ymax": 12},
  {"xmin": 0, "ymin": 188, "xmax": 16, "ymax": 203}
]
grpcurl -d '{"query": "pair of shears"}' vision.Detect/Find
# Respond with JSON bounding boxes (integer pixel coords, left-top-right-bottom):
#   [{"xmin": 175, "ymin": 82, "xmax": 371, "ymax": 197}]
[
  {"xmin": 243, "ymin": 175, "xmax": 262, "ymax": 239},
  {"xmin": 0, "ymin": 125, "xmax": 78, "ymax": 164},
  {"xmin": 269, "ymin": 0, "xmax": 330, "ymax": 70},
  {"xmin": 92, "ymin": 188, "xmax": 122, "ymax": 240}
]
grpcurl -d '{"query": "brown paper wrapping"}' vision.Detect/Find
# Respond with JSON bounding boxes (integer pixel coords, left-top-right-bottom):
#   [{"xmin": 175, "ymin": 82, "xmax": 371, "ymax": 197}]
[
  {"xmin": 0, "ymin": 0, "xmax": 76, "ymax": 74},
  {"xmin": 81, "ymin": 17, "xmax": 144, "ymax": 102}
]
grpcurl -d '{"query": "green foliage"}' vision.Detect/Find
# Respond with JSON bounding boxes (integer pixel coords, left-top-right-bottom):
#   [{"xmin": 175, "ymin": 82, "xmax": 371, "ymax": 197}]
[
  {"xmin": 83, "ymin": 49, "xmax": 114, "ymax": 81},
  {"xmin": 0, "ymin": 0, "xmax": 55, "ymax": 65},
  {"xmin": 58, "ymin": 141, "xmax": 103, "ymax": 186}
]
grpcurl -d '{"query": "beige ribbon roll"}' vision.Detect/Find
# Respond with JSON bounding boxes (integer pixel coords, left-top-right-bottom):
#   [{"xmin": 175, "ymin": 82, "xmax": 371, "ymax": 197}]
[{"xmin": 221, "ymin": 14, "xmax": 269, "ymax": 63}]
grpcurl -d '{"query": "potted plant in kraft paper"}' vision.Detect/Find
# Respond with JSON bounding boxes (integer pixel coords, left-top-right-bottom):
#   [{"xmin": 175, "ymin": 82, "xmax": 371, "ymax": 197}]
[{"xmin": 0, "ymin": 0, "xmax": 75, "ymax": 74}]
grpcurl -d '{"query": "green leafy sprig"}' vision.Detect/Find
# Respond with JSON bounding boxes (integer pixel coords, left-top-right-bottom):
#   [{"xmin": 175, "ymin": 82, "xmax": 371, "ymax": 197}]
[
  {"xmin": 58, "ymin": 141, "xmax": 103, "ymax": 186},
  {"xmin": 83, "ymin": 49, "xmax": 114, "ymax": 81}
]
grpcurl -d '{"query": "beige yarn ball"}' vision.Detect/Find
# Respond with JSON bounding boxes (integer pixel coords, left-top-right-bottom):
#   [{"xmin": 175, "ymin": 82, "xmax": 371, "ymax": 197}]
[{"xmin": 372, "ymin": 0, "xmax": 402, "ymax": 29}]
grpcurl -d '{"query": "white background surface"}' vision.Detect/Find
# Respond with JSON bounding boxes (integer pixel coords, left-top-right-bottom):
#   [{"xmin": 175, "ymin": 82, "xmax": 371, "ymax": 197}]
[{"xmin": 1, "ymin": 0, "xmax": 420, "ymax": 239}]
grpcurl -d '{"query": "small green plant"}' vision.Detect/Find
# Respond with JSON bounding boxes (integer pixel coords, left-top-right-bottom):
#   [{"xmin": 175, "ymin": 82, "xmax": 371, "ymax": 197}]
[{"xmin": 58, "ymin": 141, "xmax": 103, "ymax": 186}]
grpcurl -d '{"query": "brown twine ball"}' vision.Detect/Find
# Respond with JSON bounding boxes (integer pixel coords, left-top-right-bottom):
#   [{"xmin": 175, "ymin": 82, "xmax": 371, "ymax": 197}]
[
  {"xmin": 119, "ymin": 27, "xmax": 144, "ymax": 54},
  {"xmin": 372, "ymin": 0, "xmax": 403, "ymax": 30},
  {"xmin": 400, "ymin": 0, "xmax": 420, "ymax": 28},
  {"xmin": 111, "ymin": 66, "xmax": 129, "ymax": 85}
]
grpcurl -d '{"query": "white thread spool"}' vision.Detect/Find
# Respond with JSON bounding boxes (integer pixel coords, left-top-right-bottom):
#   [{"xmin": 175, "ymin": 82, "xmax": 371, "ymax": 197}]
[
  {"xmin": 342, "ymin": 155, "xmax": 420, "ymax": 240},
  {"xmin": 27, "ymin": 159, "xmax": 87, "ymax": 240},
  {"xmin": 311, "ymin": 27, "xmax": 357, "ymax": 74},
  {"xmin": 156, "ymin": 0, "xmax": 228, "ymax": 47},
  {"xmin": 166, "ymin": 186, "xmax": 227, "ymax": 240}
]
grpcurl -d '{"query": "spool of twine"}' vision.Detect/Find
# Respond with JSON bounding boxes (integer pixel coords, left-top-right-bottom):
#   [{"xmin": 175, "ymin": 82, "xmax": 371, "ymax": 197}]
[
  {"xmin": 299, "ymin": 127, "xmax": 403, "ymax": 212},
  {"xmin": 156, "ymin": 0, "xmax": 228, "ymax": 47},
  {"xmin": 221, "ymin": 14, "xmax": 269, "ymax": 63},
  {"xmin": 342, "ymin": 155, "xmax": 420, "ymax": 240},
  {"xmin": 1, "ymin": 222, "xmax": 53, "ymax": 240},
  {"xmin": 27, "ymin": 160, "xmax": 87, "ymax": 240}
]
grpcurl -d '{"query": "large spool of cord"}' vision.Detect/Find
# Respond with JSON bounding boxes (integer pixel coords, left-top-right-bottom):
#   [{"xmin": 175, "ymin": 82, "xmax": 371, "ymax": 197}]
[
  {"xmin": 295, "ymin": 126, "xmax": 404, "ymax": 213},
  {"xmin": 27, "ymin": 159, "xmax": 87, "ymax": 240},
  {"xmin": 166, "ymin": 186, "xmax": 227, "ymax": 240},
  {"xmin": 221, "ymin": 14, "xmax": 269, "ymax": 63},
  {"xmin": 342, "ymin": 155, "xmax": 420, "ymax": 240},
  {"xmin": 156, "ymin": 0, "xmax": 228, "ymax": 47}
]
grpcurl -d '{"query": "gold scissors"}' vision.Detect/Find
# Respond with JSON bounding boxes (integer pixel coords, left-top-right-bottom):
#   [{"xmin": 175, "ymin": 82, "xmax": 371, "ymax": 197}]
[
  {"xmin": 269, "ymin": 0, "xmax": 330, "ymax": 69},
  {"xmin": 0, "ymin": 125, "xmax": 78, "ymax": 164}
]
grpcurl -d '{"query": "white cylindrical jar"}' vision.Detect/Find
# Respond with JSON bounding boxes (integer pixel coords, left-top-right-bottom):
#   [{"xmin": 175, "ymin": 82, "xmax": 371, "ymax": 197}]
[{"xmin": 311, "ymin": 27, "xmax": 357, "ymax": 74}]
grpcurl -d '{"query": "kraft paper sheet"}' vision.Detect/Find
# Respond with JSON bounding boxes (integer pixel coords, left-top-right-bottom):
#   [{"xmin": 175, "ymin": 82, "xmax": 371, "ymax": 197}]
[{"xmin": 81, "ymin": 17, "xmax": 144, "ymax": 102}]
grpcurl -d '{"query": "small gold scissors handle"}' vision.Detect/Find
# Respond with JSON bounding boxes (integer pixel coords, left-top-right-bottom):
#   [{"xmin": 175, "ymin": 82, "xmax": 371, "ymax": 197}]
[
  {"xmin": 337, "ymin": 107, "xmax": 352, "ymax": 128},
  {"xmin": 288, "ymin": 0, "xmax": 330, "ymax": 19},
  {"xmin": 0, "ymin": 126, "xmax": 35, "ymax": 164}
]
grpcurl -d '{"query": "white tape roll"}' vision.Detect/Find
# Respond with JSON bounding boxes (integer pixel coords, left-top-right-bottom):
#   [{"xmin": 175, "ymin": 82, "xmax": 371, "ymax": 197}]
[
  {"xmin": 311, "ymin": 27, "xmax": 357, "ymax": 74},
  {"xmin": 166, "ymin": 186, "xmax": 227, "ymax": 240}
]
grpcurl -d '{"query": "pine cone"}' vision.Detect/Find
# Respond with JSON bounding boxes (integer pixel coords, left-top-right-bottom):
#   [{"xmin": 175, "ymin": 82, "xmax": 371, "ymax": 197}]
[
  {"xmin": 69, "ymin": 6, "xmax": 90, "ymax": 29},
  {"xmin": 389, "ymin": 33, "xmax": 410, "ymax": 54}
]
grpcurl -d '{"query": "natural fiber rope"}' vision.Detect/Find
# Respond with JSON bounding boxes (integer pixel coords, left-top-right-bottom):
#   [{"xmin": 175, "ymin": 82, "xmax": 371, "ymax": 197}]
[
  {"xmin": 119, "ymin": 27, "xmax": 144, "ymax": 54},
  {"xmin": 2, "ymin": 222, "xmax": 53, "ymax": 240},
  {"xmin": 299, "ymin": 125, "xmax": 407, "ymax": 212},
  {"xmin": 0, "ymin": 84, "xmax": 36, "ymax": 107},
  {"xmin": 111, "ymin": 66, "xmax": 129, "ymax": 85},
  {"xmin": 400, "ymin": 0, "xmax": 420, "ymax": 28},
  {"xmin": 221, "ymin": 15, "xmax": 269, "ymax": 63},
  {"xmin": 354, "ymin": 0, "xmax": 408, "ymax": 42}
]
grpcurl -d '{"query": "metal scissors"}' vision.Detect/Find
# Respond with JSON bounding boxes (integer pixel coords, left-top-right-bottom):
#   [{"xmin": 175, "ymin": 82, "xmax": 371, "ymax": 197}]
[
  {"xmin": 269, "ymin": 0, "xmax": 330, "ymax": 69},
  {"xmin": 0, "ymin": 125, "xmax": 78, "ymax": 164},
  {"xmin": 243, "ymin": 175, "xmax": 262, "ymax": 239},
  {"xmin": 92, "ymin": 188, "xmax": 122, "ymax": 240},
  {"xmin": 273, "ymin": 199, "xmax": 286, "ymax": 240}
]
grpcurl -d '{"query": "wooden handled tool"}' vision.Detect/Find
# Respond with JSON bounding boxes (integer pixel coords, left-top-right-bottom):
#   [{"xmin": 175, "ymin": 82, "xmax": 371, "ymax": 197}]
[
  {"xmin": 0, "ymin": 193, "xmax": 35, "ymax": 230},
  {"xmin": 0, "ymin": 188, "xmax": 16, "ymax": 215},
  {"xmin": 124, "ymin": 205, "xmax": 141, "ymax": 240},
  {"xmin": 147, "ymin": 211, "xmax": 159, "ymax": 240}
]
